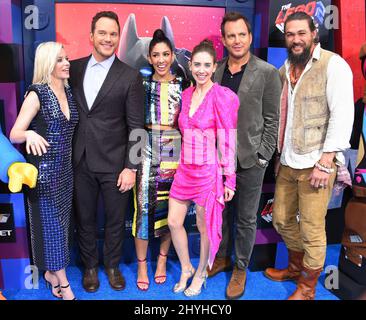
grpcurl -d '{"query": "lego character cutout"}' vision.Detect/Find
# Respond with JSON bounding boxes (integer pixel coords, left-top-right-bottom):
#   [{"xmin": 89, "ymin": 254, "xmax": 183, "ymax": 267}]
[
  {"xmin": 0, "ymin": 128, "xmax": 38, "ymax": 192},
  {"xmin": 0, "ymin": 127, "xmax": 38, "ymax": 300}
]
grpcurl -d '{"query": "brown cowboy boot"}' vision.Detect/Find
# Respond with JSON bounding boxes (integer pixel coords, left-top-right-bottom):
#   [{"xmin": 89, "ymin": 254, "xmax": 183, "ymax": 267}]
[
  {"xmin": 264, "ymin": 250, "xmax": 304, "ymax": 282},
  {"xmin": 226, "ymin": 266, "xmax": 247, "ymax": 300},
  {"xmin": 207, "ymin": 257, "xmax": 232, "ymax": 278},
  {"xmin": 0, "ymin": 291, "xmax": 6, "ymax": 300},
  {"xmin": 288, "ymin": 266, "xmax": 322, "ymax": 300}
]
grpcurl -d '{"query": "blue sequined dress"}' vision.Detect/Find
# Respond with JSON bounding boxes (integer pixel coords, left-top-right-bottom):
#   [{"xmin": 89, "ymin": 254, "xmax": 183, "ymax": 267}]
[{"xmin": 26, "ymin": 84, "xmax": 78, "ymax": 272}]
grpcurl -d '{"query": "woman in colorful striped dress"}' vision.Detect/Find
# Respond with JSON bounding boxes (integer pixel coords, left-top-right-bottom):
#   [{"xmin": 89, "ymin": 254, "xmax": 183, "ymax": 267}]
[{"xmin": 132, "ymin": 29, "xmax": 189, "ymax": 291}]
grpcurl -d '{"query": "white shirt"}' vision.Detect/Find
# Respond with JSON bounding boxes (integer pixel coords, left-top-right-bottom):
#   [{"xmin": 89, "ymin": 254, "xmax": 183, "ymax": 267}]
[
  {"xmin": 281, "ymin": 44, "xmax": 354, "ymax": 169},
  {"xmin": 83, "ymin": 54, "xmax": 115, "ymax": 109}
]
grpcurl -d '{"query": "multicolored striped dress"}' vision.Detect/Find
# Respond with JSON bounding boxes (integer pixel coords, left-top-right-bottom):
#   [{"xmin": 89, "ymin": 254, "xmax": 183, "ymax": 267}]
[{"xmin": 132, "ymin": 76, "xmax": 188, "ymax": 240}]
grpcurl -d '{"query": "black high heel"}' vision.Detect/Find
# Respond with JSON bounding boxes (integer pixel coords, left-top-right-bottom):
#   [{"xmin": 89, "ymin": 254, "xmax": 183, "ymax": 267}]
[
  {"xmin": 43, "ymin": 272, "xmax": 62, "ymax": 299},
  {"xmin": 60, "ymin": 284, "xmax": 76, "ymax": 300}
]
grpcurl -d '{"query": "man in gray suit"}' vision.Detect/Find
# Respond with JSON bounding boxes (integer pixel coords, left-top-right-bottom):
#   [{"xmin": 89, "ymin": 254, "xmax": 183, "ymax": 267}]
[{"xmin": 208, "ymin": 12, "xmax": 281, "ymax": 299}]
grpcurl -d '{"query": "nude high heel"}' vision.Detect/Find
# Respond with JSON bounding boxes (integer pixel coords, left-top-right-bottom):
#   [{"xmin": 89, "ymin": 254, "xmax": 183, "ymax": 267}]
[
  {"xmin": 184, "ymin": 272, "xmax": 208, "ymax": 297},
  {"xmin": 173, "ymin": 265, "xmax": 195, "ymax": 293}
]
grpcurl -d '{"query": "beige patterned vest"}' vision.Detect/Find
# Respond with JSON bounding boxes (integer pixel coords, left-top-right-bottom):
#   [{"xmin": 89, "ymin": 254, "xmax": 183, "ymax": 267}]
[{"xmin": 279, "ymin": 48, "xmax": 335, "ymax": 154}]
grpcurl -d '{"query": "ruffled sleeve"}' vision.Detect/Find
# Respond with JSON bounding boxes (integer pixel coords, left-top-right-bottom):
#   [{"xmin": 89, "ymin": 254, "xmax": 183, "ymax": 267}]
[
  {"xmin": 180, "ymin": 86, "xmax": 194, "ymax": 118},
  {"xmin": 213, "ymin": 84, "xmax": 239, "ymax": 191}
]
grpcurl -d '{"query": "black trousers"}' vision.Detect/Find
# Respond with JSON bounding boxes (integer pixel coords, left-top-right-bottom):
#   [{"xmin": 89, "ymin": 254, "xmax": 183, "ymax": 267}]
[
  {"xmin": 73, "ymin": 155, "xmax": 130, "ymax": 269},
  {"xmin": 217, "ymin": 163, "xmax": 266, "ymax": 270}
]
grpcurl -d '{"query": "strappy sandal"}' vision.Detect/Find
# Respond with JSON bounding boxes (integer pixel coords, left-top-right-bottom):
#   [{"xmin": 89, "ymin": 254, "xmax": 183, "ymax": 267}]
[
  {"xmin": 60, "ymin": 283, "xmax": 76, "ymax": 300},
  {"xmin": 136, "ymin": 257, "xmax": 149, "ymax": 291},
  {"xmin": 173, "ymin": 265, "xmax": 195, "ymax": 293},
  {"xmin": 44, "ymin": 271, "xmax": 62, "ymax": 299},
  {"xmin": 154, "ymin": 253, "xmax": 168, "ymax": 284}
]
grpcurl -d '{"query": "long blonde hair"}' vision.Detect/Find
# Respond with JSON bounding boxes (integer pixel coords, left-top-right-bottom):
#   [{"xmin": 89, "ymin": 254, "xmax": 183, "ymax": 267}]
[{"xmin": 32, "ymin": 41, "xmax": 68, "ymax": 86}]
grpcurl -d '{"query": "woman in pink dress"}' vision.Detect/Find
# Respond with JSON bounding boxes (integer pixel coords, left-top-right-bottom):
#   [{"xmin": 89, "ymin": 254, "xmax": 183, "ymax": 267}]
[{"xmin": 168, "ymin": 40, "xmax": 239, "ymax": 296}]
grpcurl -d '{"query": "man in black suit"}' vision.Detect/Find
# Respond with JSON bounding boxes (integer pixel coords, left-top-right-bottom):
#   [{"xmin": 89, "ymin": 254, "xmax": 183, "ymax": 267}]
[{"xmin": 69, "ymin": 11, "xmax": 144, "ymax": 292}]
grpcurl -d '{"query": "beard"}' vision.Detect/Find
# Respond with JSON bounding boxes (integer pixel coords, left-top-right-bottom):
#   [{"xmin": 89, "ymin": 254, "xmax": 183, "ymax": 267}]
[{"xmin": 287, "ymin": 44, "xmax": 312, "ymax": 66}]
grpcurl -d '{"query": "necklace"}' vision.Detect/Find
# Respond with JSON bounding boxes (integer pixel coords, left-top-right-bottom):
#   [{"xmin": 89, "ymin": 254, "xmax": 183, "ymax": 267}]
[
  {"xmin": 289, "ymin": 64, "xmax": 305, "ymax": 87},
  {"xmin": 289, "ymin": 46, "xmax": 315, "ymax": 87}
]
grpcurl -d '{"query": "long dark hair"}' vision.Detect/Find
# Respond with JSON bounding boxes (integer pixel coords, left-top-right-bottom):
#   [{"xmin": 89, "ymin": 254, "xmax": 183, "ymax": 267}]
[
  {"xmin": 148, "ymin": 29, "xmax": 173, "ymax": 56},
  {"xmin": 284, "ymin": 12, "xmax": 319, "ymax": 44}
]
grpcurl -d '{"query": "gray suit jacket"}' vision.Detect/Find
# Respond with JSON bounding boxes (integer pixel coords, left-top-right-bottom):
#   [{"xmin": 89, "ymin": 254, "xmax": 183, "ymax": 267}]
[{"xmin": 214, "ymin": 54, "xmax": 281, "ymax": 169}]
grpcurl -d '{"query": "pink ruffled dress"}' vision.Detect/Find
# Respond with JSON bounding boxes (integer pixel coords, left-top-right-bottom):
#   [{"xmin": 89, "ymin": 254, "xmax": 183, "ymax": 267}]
[{"xmin": 169, "ymin": 83, "xmax": 239, "ymax": 268}]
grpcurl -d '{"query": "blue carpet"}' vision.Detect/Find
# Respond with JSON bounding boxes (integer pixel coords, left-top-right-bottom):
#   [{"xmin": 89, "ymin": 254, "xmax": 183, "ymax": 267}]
[{"xmin": 2, "ymin": 244, "xmax": 340, "ymax": 300}]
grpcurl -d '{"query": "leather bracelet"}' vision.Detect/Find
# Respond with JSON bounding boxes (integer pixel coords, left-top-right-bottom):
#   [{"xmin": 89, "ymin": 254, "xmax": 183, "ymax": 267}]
[{"xmin": 314, "ymin": 161, "xmax": 335, "ymax": 174}]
